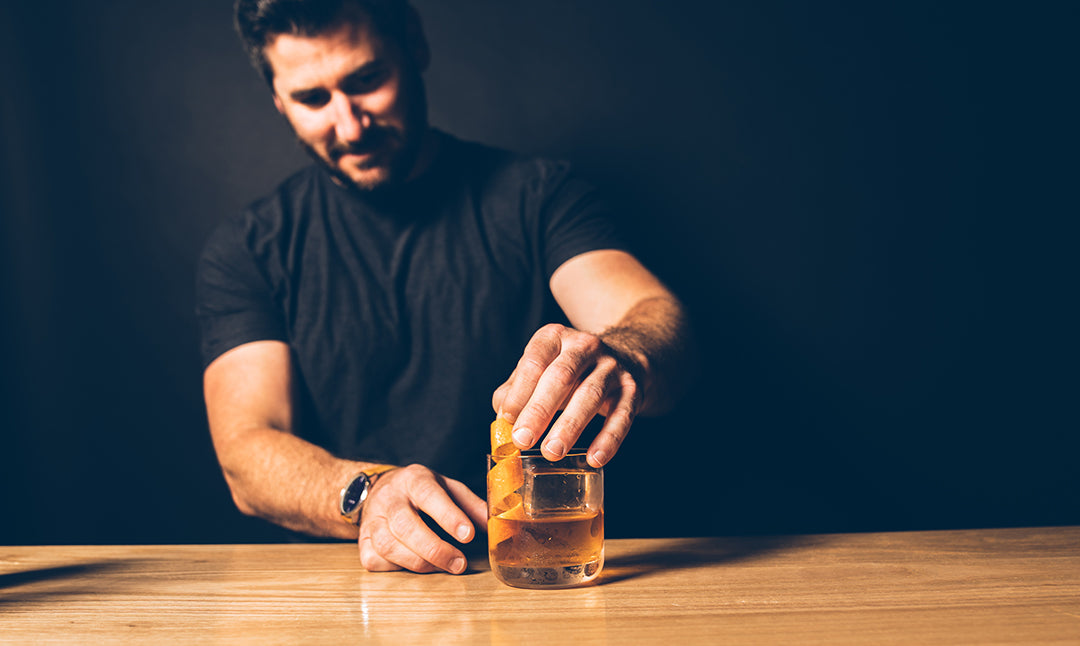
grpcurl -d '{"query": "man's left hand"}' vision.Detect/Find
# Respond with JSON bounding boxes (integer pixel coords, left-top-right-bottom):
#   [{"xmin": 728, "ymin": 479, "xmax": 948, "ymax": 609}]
[{"xmin": 492, "ymin": 323, "xmax": 642, "ymax": 468}]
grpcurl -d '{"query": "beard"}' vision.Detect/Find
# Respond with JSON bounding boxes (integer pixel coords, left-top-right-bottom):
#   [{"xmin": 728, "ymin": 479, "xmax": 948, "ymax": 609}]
[{"xmin": 298, "ymin": 72, "xmax": 429, "ymax": 194}]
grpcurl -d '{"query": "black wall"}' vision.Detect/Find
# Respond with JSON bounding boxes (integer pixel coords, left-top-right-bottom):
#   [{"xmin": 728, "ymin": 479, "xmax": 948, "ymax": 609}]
[{"xmin": 1, "ymin": 1, "xmax": 1075, "ymax": 544}]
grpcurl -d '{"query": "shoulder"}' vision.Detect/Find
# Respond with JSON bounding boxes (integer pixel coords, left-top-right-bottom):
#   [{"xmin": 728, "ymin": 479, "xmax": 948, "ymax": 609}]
[{"xmin": 198, "ymin": 163, "xmax": 332, "ymax": 274}]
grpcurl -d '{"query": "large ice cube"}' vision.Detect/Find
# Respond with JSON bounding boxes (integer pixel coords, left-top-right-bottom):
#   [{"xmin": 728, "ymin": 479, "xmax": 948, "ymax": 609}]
[{"xmin": 526, "ymin": 469, "xmax": 597, "ymax": 513}]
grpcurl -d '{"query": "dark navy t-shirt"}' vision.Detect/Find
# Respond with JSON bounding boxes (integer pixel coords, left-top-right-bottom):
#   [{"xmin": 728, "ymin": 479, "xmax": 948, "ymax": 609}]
[{"xmin": 196, "ymin": 132, "xmax": 625, "ymax": 494}]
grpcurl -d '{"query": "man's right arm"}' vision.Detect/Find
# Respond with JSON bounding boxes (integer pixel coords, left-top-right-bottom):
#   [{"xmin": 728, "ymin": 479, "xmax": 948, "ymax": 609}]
[
  {"xmin": 203, "ymin": 340, "xmax": 370, "ymax": 539},
  {"xmin": 203, "ymin": 340, "xmax": 486, "ymax": 572}
]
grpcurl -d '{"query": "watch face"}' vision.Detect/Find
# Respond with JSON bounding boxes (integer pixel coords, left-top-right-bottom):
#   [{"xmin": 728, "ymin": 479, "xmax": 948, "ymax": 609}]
[{"xmin": 341, "ymin": 473, "xmax": 371, "ymax": 515}]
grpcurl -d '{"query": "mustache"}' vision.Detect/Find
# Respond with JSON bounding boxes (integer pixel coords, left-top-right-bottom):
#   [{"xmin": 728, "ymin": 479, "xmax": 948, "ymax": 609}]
[{"xmin": 326, "ymin": 126, "xmax": 400, "ymax": 161}]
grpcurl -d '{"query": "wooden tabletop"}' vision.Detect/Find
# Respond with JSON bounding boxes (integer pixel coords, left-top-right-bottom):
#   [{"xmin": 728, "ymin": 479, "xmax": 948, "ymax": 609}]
[{"xmin": 2, "ymin": 527, "xmax": 1078, "ymax": 644}]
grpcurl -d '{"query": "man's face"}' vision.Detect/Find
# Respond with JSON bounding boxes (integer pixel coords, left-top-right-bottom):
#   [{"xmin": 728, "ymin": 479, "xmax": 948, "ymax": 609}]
[{"xmin": 264, "ymin": 18, "xmax": 428, "ymax": 192}]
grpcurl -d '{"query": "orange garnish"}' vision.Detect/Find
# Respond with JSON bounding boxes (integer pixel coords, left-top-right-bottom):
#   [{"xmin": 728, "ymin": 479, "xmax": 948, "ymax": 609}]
[
  {"xmin": 490, "ymin": 417, "xmax": 517, "ymax": 459},
  {"xmin": 488, "ymin": 418, "xmax": 525, "ymax": 548}
]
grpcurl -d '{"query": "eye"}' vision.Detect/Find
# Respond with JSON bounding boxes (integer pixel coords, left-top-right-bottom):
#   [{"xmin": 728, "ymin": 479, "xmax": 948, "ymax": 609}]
[
  {"xmin": 293, "ymin": 89, "xmax": 330, "ymax": 108},
  {"xmin": 342, "ymin": 69, "xmax": 388, "ymax": 95}
]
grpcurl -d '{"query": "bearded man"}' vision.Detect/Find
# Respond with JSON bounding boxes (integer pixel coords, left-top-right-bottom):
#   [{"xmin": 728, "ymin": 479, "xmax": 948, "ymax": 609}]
[{"xmin": 197, "ymin": 0, "xmax": 695, "ymax": 574}]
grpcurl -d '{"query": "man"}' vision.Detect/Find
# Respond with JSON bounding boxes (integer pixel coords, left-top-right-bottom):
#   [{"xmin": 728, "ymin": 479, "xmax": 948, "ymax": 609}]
[{"xmin": 197, "ymin": 0, "xmax": 694, "ymax": 575}]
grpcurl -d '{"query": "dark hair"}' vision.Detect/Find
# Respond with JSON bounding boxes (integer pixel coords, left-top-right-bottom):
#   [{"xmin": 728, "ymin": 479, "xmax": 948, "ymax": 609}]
[{"xmin": 234, "ymin": 0, "xmax": 411, "ymax": 87}]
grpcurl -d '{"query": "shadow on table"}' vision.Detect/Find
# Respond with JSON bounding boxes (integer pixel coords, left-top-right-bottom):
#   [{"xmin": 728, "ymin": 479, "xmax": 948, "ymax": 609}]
[
  {"xmin": 0, "ymin": 561, "xmax": 140, "ymax": 605},
  {"xmin": 599, "ymin": 535, "xmax": 817, "ymax": 585},
  {"xmin": 0, "ymin": 563, "xmax": 123, "ymax": 589}
]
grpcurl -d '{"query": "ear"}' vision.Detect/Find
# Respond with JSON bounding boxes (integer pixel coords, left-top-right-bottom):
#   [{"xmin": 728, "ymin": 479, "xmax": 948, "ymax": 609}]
[{"xmin": 405, "ymin": 5, "xmax": 430, "ymax": 72}]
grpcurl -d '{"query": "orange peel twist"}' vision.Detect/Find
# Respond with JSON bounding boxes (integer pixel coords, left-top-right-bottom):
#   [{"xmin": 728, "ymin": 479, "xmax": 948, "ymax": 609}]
[{"xmin": 488, "ymin": 418, "xmax": 525, "ymax": 548}]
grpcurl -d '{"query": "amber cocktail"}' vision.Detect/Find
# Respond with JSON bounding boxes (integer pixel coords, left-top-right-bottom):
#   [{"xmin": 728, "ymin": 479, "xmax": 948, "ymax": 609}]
[{"xmin": 487, "ymin": 450, "xmax": 604, "ymax": 589}]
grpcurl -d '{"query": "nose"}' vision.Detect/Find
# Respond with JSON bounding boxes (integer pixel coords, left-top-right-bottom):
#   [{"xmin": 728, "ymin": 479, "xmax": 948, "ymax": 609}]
[{"xmin": 329, "ymin": 92, "xmax": 368, "ymax": 142}]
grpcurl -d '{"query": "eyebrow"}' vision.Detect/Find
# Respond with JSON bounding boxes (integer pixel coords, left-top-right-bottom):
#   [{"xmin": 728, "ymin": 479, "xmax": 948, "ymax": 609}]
[{"xmin": 287, "ymin": 60, "xmax": 387, "ymax": 102}]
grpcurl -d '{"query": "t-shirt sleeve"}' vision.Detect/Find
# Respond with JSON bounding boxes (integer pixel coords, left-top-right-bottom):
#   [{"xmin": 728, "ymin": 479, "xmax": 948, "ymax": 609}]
[
  {"xmin": 195, "ymin": 213, "xmax": 288, "ymax": 370},
  {"xmin": 537, "ymin": 163, "xmax": 630, "ymax": 279}
]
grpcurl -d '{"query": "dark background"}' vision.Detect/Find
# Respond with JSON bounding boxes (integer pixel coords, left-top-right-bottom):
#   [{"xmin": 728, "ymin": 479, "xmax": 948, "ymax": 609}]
[{"xmin": 1, "ymin": 1, "xmax": 1075, "ymax": 544}]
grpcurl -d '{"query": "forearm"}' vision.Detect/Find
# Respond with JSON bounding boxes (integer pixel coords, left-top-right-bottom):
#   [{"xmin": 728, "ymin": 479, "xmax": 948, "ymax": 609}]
[
  {"xmin": 214, "ymin": 425, "xmax": 390, "ymax": 539},
  {"xmin": 599, "ymin": 295, "xmax": 696, "ymax": 416}
]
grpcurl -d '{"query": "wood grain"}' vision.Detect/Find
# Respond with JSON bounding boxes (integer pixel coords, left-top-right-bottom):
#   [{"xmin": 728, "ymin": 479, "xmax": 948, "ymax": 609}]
[{"xmin": 2, "ymin": 528, "xmax": 1078, "ymax": 644}]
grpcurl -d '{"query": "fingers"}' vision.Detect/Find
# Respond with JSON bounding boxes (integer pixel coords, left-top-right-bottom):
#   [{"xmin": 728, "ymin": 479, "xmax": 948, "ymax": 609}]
[
  {"xmin": 498, "ymin": 324, "xmax": 641, "ymax": 464},
  {"xmin": 544, "ymin": 362, "xmax": 620, "ymax": 462},
  {"xmin": 357, "ymin": 535, "xmax": 408, "ymax": 572},
  {"xmin": 357, "ymin": 465, "xmax": 479, "ymax": 574},
  {"xmin": 445, "ymin": 477, "xmax": 488, "ymax": 529},
  {"xmin": 497, "ymin": 325, "xmax": 564, "ymax": 427},
  {"xmin": 502, "ymin": 325, "xmax": 597, "ymax": 450},
  {"xmin": 586, "ymin": 370, "xmax": 639, "ymax": 467}
]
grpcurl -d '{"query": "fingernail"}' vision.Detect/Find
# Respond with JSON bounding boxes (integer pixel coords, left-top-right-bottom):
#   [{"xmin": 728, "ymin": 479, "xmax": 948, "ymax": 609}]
[
  {"xmin": 590, "ymin": 449, "xmax": 608, "ymax": 466},
  {"xmin": 544, "ymin": 438, "xmax": 566, "ymax": 460},
  {"xmin": 449, "ymin": 557, "xmax": 466, "ymax": 574},
  {"xmin": 512, "ymin": 428, "xmax": 532, "ymax": 447},
  {"xmin": 456, "ymin": 525, "xmax": 472, "ymax": 542}
]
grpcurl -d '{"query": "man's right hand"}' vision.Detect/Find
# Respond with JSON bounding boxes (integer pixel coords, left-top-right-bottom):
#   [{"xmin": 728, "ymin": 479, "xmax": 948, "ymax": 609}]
[{"xmin": 356, "ymin": 464, "xmax": 487, "ymax": 574}]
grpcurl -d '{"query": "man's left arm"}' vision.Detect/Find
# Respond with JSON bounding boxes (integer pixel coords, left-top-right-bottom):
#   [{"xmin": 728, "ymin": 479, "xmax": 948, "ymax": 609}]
[{"xmin": 492, "ymin": 248, "xmax": 696, "ymax": 467}]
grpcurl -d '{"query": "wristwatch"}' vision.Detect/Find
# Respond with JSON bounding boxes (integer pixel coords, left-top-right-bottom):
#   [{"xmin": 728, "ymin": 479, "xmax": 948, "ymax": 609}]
[{"xmin": 339, "ymin": 466, "xmax": 396, "ymax": 526}]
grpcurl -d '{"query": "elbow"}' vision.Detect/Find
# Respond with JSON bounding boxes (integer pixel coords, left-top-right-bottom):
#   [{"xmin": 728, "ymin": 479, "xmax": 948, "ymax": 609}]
[
  {"xmin": 221, "ymin": 471, "xmax": 259, "ymax": 518},
  {"xmin": 230, "ymin": 490, "xmax": 259, "ymax": 518}
]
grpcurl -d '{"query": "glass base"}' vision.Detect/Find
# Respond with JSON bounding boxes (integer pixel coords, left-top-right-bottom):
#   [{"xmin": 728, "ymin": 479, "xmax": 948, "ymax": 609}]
[{"xmin": 491, "ymin": 557, "xmax": 603, "ymax": 589}]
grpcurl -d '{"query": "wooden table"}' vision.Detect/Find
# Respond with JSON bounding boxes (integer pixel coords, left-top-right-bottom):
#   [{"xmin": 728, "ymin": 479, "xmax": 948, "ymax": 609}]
[{"xmin": 2, "ymin": 527, "xmax": 1078, "ymax": 644}]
